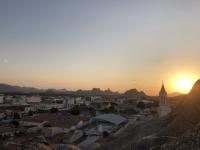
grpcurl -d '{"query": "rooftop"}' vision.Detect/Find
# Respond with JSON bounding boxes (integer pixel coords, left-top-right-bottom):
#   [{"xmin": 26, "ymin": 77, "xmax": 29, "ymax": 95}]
[
  {"xmin": 22, "ymin": 113, "xmax": 89, "ymax": 128},
  {"xmin": 0, "ymin": 126, "xmax": 16, "ymax": 133},
  {"xmin": 93, "ymin": 114, "xmax": 127, "ymax": 125}
]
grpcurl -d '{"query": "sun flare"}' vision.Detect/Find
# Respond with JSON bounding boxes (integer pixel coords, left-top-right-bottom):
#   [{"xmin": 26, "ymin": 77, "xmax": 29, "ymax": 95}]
[
  {"xmin": 171, "ymin": 74, "xmax": 197, "ymax": 94},
  {"xmin": 176, "ymin": 78, "xmax": 193, "ymax": 93}
]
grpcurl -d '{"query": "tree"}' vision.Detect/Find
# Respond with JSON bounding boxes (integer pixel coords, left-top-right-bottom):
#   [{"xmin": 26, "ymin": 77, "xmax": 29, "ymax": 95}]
[
  {"xmin": 69, "ymin": 106, "xmax": 80, "ymax": 115},
  {"xmin": 137, "ymin": 102, "xmax": 146, "ymax": 109},
  {"xmin": 102, "ymin": 131, "xmax": 109, "ymax": 138},
  {"xmin": 124, "ymin": 108, "xmax": 138, "ymax": 115},
  {"xmin": 13, "ymin": 112, "xmax": 20, "ymax": 119},
  {"xmin": 12, "ymin": 120, "xmax": 19, "ymax": 128},
  {"xmin": 89, "ymin": 109, "xmax": 96, "ymax": 117},
  {"xmin": 28, "ymin": 110, "xmax": 33, "ymax": 116},
  {"xmin": 50, "ymin": 107, "xmax": 58, "ymax": 113}
]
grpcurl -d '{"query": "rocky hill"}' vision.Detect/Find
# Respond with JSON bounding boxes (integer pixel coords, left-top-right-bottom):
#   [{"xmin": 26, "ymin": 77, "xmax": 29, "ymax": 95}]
[
  {"xmin": 123, "ymin": 89, "xmax": 146, "ymax": 99},
  {"xmin": 165, "ymin": 79, "xmax": 200, "ymax": 136},
  {"xmin": 0, "ymin": 83, "xmax": 145, "ymax": 96},
  {"xmin": 159, "ymin": 79, "xmax": 200, "ymax": 149},
  {"xmin": 97, "ymin": 79, "xmax": 200, "ymax": 150},
  {"xmin": 0, "ymin": 84, "xmax": 43, "ymax": 94},
  {"xmin": 161, "ymin": 123, "xmax": 200, "ymax": 150}
]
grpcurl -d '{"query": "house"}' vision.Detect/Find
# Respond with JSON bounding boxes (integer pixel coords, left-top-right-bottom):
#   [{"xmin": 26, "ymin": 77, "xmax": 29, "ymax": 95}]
[
  {"xmin": 91, "ymin": 96, "xmax": 103, "ymax": 103},
  {"xmin": 36, "ymin": 103, "xmax": 64, "ymax": 111},
  {"xmin": 75, "ymin": 97, "xmax": 82, "ymax": 105},
  {"xmin": 21, "ymin": 113, "xmax": 89, "ymax": 131},
  {"xmin": 0, "ymin": 126, "xmax": 16, "ymax": 137},
  {"xmin": 3, "ymin": 96, "xmax": 13, "ymax": 104},
  {"xmin": 0, "ymin": 108, "xmax": 6, "ymax": 119},
  {"xmin": 41, "ymin": 127, "xmax": 64, "ymax": 138},
  {"xmin": 83, "ymin": 113, "xmax": 128, "ymax": 140},
  {"xmin": 52, "ymin": 98, "xmax": 64, "ymax": 104},
  {"xmin": 64, "ymin": 97, "xmax": 76, "ymax": 110},
  {"xmin": 114, "ymin": 98, "xmax": 126, "ymax": 105},
  {"xmin": 0, "ymin": 95, "xmax": 4, "ymax": 104},
  {"xmin": 3, "ymin": 96, "xmax": 28, "ymax": 106},
  {"xmin": 0, "ymin": 105, "xmax": 26, "ymax": 120},
  {"xmin": 26, "ymin": 96, "xmax": 41, "ymax": 103},
  {"xmin": 93, "ymin": 114, "xmax": 127, "ymax": 126},
  {"xmin": 24, "ymin": 104, "xmax": 38, "ymax": 114},
  {"xmin": 115, "ymin": 104, "xmax": 136, "ymax": 113}
]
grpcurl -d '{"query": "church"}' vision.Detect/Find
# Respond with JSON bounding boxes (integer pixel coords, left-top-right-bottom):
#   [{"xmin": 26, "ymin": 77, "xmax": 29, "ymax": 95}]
[{"xmin": 158, "ymin": 82, "xmax": 171, "ymax": 117}]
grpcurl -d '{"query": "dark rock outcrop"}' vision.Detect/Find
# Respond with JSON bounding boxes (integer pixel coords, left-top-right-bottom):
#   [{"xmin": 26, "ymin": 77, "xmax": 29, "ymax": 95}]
[
  {"xmin": 161, "ymin": 123, "xmax": 200, "ymax": 150},
  {"xmin": 21, "ymin": 136, "xmax": 55, "ymax": 150}
]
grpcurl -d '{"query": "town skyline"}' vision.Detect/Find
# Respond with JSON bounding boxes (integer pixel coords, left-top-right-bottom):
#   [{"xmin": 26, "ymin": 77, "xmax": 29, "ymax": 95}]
[
  {"xmin": 1, "ymin": 0, "xmax": 200, "ymax": 95},
  {"xmin": 1, "ymin": 1, "xmax": 200, "ymax": 149}
]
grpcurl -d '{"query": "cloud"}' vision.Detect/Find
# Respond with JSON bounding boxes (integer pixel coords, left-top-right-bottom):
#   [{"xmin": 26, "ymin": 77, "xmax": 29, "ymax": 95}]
[
  {"xmin": 0, "ymin": 58, "xmax": 8, "ymax": 64},
  {"xmin": 3, "ymin": 58, "xmax": 8, "ymax": 63}
]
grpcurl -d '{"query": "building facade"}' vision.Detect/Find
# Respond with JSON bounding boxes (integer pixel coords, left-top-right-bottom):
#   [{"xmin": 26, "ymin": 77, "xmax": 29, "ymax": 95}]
[{"xmin": 158, "ymin": 82, "xmax": 171, "ymax": 117}]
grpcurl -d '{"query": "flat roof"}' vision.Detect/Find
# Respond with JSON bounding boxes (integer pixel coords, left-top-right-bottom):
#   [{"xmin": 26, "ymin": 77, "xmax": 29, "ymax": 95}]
[{"xmin": 93, "ymin": 114, "xmax": 127, "ymax": 125}]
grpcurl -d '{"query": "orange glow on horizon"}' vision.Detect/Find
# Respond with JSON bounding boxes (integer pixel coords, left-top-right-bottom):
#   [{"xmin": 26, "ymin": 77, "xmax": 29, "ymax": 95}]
[{"xmin": 170, "ymin": 73, "xmax": 198, "ymax": 94}]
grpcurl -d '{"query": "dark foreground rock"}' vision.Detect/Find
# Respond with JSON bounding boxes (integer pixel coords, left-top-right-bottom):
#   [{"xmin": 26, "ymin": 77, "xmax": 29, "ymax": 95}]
[
  {"xmin": 161, "ymin": 123, "xmax": 200, "ymax": 150},
  {"xmin": 21, "ymin": 136, "xmax": 55, "ymax": 150}
]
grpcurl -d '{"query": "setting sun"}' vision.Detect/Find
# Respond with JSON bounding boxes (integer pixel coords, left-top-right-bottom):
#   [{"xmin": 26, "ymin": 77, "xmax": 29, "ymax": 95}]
[
  {"xmin": 175, "ymin": 78, "xmax": 193, "ymax": 94},
  {"xmin": 171, "ymin": 73, "xmax": 198, "ymax": 94}
]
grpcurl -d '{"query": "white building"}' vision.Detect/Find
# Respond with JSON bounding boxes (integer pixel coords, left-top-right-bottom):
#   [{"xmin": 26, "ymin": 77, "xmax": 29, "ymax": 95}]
[
  {"xmin": 0, "ymin": 95, "xmax": 4, "ymax": 104},
  {"xmin": 91, "ymin": 96, "xmax": 102, "ymax": 102},
  {"xmin": 3, "ymin": 96, "xmax": 13, "ymax": 104},
  {"xmin": 37, "ymin": 103, "xmax": 64, "ymax": 111},
  {"xmin": 27, "ymin": 96, "xmax": 41, "ymax": 103},
  {"xmin": 3, "ymin": 96, "xmax": 27, "ymax": 105},
  {"xmin": 24, "ymin": 105, "xmax": 38, "ymax": 113},
  {"xmin": 64, "ymin": 97, "xmax": 76, "ymax": 110},
  {"xmin": 158, "ymin": 82, "xmax": 171, "ymax": 117},
  {"xmin": 75, "ymin": 97, "xmax": 83, "ymax": 105}
]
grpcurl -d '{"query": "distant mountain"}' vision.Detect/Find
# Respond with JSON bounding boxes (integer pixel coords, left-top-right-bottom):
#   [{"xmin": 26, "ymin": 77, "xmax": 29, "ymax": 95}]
[
  {"xmin": 123, "ymin": 89, "xmax": 146, "ymax": 99},
  {"xmin": 0, "ymin": 83, "xmax": 119, "ymax": 96},
  {"xmin": 74, "ymin": 88, "xmax": 119, "ymax": 96},
  {"xmin": 0, "ymin": 83, "xmax": 44, "ymax": 94},
  {"xmin": 168, "ymin": 92, "xmax": 184, "ymax": 97}
]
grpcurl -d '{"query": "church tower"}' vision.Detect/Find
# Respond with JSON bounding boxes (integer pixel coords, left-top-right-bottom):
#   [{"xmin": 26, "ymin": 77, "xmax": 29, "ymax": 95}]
[
  {"xmin": 159, "ymin": 82, "xmax": 167, "ymax": 106},
  {"xmin": 158, "ymin": 82, "xmax": 171, "ymax": 117}
]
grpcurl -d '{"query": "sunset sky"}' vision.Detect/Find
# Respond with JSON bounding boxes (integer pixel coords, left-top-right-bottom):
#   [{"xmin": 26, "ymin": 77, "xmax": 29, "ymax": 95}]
[{"xmin": 0, "ymin": 0, "xmax": 200, "ymax": 95}]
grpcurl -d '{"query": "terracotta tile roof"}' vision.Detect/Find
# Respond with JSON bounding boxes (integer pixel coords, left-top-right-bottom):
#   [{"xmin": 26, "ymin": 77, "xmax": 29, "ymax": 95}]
[
  {"xmin": 0, "ymin": 106, "xmax": 26, "ymax": 111},
  {"xmin": 12, "ymin": 134, "xmax": 39, "ymax": 144},
  {"xmin": 20, "ymin": 136, "xmax": 55, "ymax": 150},
  {"xmin": 0, "ymin": 144, "xmax": 21, "ymax": 150},
  {"xmin": 22, "ymin": 113, "xmax": 89, "ymax": 128},
  {"xmin": 27, "ymin": 102, "xmax": 40, "ymax": 105},
  {"xmin": 47, "ymin": 133, "xmax": 64, "ymax": 144},
  {"xmin": 0, "ymin": 126, "xmax": 16, "ymax": 133},
  {"xmin": 0, "ymin": 108, "xmax": 6, "ymax": 113}
]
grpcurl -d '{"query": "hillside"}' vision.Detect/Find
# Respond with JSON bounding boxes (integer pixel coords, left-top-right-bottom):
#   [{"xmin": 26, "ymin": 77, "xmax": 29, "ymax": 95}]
[
  {"xmin": 97, "ymin": 79, "xmax": 200, "ymax": 150},
  {"xmin": 159, "ymin": 79, "xmax": 200, "ymax": 149},
  {"xmin": 0, "ymin": 83, "xmax": 145, "ymax": 96},
  {"xmin": 0, "ymin": 84, "xmax": 43, "ymax": 94},
  {"xmin": 165, "ymin": 79, "xmax": 200, "ymax": 136}
]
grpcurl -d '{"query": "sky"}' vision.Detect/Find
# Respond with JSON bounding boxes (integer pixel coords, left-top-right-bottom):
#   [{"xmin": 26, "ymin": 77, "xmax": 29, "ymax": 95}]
[{"xmin": 0, "ymin": 0, "xmax": 200, "ymax": 95}]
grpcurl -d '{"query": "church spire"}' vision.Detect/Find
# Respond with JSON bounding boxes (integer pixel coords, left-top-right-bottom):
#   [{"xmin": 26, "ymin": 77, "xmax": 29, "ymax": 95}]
[
  {"xmin": 160, "ymin": 81, "xmax": 167, "ymax": 94},
  {"xmin": 158, "ymin": 81, "xmax": 171, "ymax": 117},
  {"xmin": 159, "ymin": 81, "xmax": 167, "ymax": 105}
]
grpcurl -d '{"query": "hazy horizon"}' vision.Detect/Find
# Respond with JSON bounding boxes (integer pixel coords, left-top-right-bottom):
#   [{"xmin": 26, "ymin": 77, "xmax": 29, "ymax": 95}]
[{"xmin": 1, "ymin": 0, "xmax": 200, "ymax": 95}]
